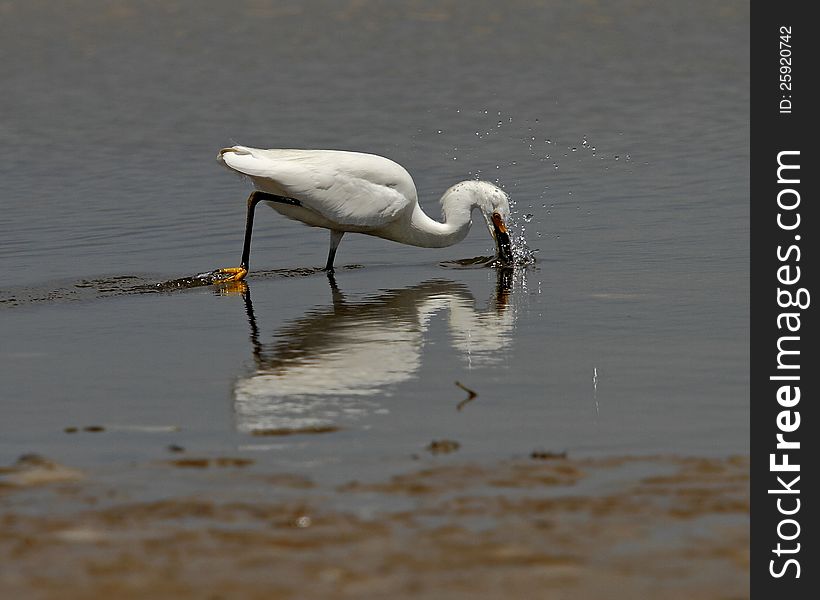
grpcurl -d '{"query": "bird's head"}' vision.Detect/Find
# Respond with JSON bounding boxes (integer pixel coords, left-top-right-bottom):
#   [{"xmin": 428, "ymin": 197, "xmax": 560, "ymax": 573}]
[
  {"xmin": 473, "ymin": 181, "xmax": 513, "ymax": 265},
  {"xmin": 441, "ymin": 180, "xmax": 514, "ymax": 264}
]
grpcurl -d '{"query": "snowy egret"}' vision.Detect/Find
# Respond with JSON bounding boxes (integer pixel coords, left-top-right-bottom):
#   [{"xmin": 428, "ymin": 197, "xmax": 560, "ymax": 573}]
[{"xmin": 211, "ymin": 146, "xmax": 514, "ymax": 281}]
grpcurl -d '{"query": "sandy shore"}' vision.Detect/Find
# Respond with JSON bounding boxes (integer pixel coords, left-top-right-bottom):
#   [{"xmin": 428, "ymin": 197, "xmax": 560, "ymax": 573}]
[{"xmin": 1, "ymin": 454, "xmax": 748, "ymax": 599}]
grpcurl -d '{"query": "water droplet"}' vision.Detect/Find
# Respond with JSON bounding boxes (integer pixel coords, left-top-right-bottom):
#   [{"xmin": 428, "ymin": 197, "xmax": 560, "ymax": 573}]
[
  {"xmin": 452, "ymin": 157, "xmax": 457, "ymax": 160},
  {"xmin": 437, "ymin": 129, "xmax": 442, "ymax": 134},
  {"xmin": 553, "ymin": 163, "xmax": 559, "ymax": 169},
  {"xmin": 523, "ymin": 214, "xmax": 533, "ymax": 222},
  {"xmin": 545, "ymin": 139, "xmax": 552, "ymax": 144},
  {"xmin": 614, "ymin": 155, "xmax": 620, "ymax": 160},
  {"xmin": 626, "ymin": 154, "xmax": 631, "ymax": 161},
  {"xmin": 571, "ymin": 147, "xmax": 577, "ymax": 152},
  {"xmin": 497, "ymin": 121, "xmax": 502, "ymax": 127}
]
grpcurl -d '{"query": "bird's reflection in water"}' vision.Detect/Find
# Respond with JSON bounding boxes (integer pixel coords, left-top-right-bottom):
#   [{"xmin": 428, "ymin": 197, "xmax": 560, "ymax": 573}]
[{"xmin": 233, "ymin": 270, "xmax": 515, "ymax": 433}]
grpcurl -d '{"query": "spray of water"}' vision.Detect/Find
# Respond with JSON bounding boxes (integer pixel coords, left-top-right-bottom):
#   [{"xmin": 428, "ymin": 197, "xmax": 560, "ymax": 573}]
[{"xmin": 504, "ymin": 196, "xmax": 538, "ymax": 267}]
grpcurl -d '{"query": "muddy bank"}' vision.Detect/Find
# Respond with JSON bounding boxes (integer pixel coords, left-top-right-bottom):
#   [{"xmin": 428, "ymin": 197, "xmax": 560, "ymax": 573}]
[{"xmin": 1, "ymin": 454, "xmax": 748, "ymax": 599}]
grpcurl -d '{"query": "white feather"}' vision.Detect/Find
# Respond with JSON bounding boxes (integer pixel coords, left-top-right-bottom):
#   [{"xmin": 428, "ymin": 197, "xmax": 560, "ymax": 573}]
[
  {"xmin": 213, "ymin": 146, "xmax": 513, "ymax": 273},
  {"xmin": 220, "ymin": 147, "xmax": 416, "ymax": 229}
]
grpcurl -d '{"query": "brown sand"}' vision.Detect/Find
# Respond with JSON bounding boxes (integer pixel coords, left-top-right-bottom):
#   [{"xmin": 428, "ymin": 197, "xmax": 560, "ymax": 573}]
[{"xmin": 1, "ymin": 454, "xmax": 749, "ymax": 599}]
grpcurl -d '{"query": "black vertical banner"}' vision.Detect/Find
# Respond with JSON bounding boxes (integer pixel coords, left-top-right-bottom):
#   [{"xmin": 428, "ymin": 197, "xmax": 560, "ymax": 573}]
[{"xmin": 751, "ymin": 3, "xmax": 817, "ymax": 597}]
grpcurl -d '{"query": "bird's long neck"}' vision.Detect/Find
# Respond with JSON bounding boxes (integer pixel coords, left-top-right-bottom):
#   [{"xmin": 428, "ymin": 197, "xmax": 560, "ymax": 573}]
[
  {"xmin": 373, "ymin": 180, "xmax": 496, "ymax": 249},
  {"xmin": 403, "ymin": 199, "xmax": 474, "ymax": 248}
]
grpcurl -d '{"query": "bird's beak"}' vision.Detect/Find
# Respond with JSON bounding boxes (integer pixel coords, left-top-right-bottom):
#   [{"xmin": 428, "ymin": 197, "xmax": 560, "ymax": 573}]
[{"xmin": 491, "ymin": 213, "xmax": 514, "ymax": 265}]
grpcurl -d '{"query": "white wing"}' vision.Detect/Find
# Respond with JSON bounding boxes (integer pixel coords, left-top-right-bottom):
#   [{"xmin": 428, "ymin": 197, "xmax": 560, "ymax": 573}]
[{"xmin": 219, "ymin": 146, "xmax": 417, "ymax": 228}]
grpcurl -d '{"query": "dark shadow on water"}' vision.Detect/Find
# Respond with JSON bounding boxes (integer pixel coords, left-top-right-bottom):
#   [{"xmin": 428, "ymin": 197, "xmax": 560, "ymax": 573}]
[
  {"xmin": 0, "ymin": 258, "xmax": 528, "ymax": 309},
  {"xmin": 0, "ymin": 266, "xmax": 364, "ymax": 309},
  {"xmin": 0, "ymin": 275, "xmax": 162, "ymax": 309},
  {"xmin": 440, "ymin": 255, "xmax": 536, "ymax": 271},
  {"xmin": 440, "ymin": 255, "xmax": 497, "ymax": 269}
]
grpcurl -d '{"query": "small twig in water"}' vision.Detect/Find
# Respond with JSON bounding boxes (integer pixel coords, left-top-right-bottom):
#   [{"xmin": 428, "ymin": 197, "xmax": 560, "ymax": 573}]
[{"xmin": 455, "ymin": 381, "xmax": 478, "ymax": 411}]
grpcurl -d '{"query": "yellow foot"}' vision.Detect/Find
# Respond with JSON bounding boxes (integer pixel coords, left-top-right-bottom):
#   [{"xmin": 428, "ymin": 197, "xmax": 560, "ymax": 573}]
[{"xmin": 209, "ymin": 266, "xmax": 248, "ymax": 283}]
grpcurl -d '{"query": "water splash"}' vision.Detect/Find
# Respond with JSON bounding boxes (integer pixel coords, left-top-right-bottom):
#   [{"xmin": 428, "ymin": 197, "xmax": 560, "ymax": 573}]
[
  {"xmin": 504, "ymin": 192, "xmax": 538, "ymax": 267},
  {"xmin": 508, "ymin": 230, "xmax": 537, "ymax": 266}
]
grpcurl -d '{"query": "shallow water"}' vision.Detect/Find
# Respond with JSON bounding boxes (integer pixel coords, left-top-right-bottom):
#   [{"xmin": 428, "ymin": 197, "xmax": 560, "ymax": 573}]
[{"xmin": 1, "ymin": 0, "xmax": 748, "ymax": 498}]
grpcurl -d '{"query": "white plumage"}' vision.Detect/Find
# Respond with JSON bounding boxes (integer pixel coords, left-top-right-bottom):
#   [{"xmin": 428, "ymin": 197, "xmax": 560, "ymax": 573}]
[
  {"xmin": 221, "ymin": 147, "xmax": 413, "ymax": 229},
  {"xmin": 212, "ymin": 146, "xmax": 513, "ymax": 280}
]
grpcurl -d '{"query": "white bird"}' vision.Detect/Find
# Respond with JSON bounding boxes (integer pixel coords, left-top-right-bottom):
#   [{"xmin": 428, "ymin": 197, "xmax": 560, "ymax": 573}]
[{"xmin": 211, "ymin": 146, "xmax": 514, "ymax": 281}]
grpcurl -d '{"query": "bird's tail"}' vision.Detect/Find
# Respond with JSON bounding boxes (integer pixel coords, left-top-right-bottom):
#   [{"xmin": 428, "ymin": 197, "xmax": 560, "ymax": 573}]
[
  {"xmin": 217, "ymin": 145, "xmax": 269, "ymax": 179},
  {"xmin": 218, "ymin": 145, "xmax": 251, "ymax": 164}
]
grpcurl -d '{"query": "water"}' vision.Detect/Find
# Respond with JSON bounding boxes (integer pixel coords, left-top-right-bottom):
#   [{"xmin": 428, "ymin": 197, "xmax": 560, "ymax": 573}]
[{"xmin": 1, "ymin": 1, "xmax": 748, "ymax": 497}]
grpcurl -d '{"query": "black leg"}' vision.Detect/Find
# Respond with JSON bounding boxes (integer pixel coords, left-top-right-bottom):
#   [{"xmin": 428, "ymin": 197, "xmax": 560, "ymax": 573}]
[
  {"xmin": 210, "ymin": 190, "xmax": 301, "ymax": 283},
  {"xmin": 325, "ymin": 230, "xmax": 345, "ymax": 272},
  {"xmin": 237, "ymin": 192, "xmax": 262, "ymax": 271},
  {"xmin": 240, "ymin": 190, "xmax": 302, "ymax": 271}
]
